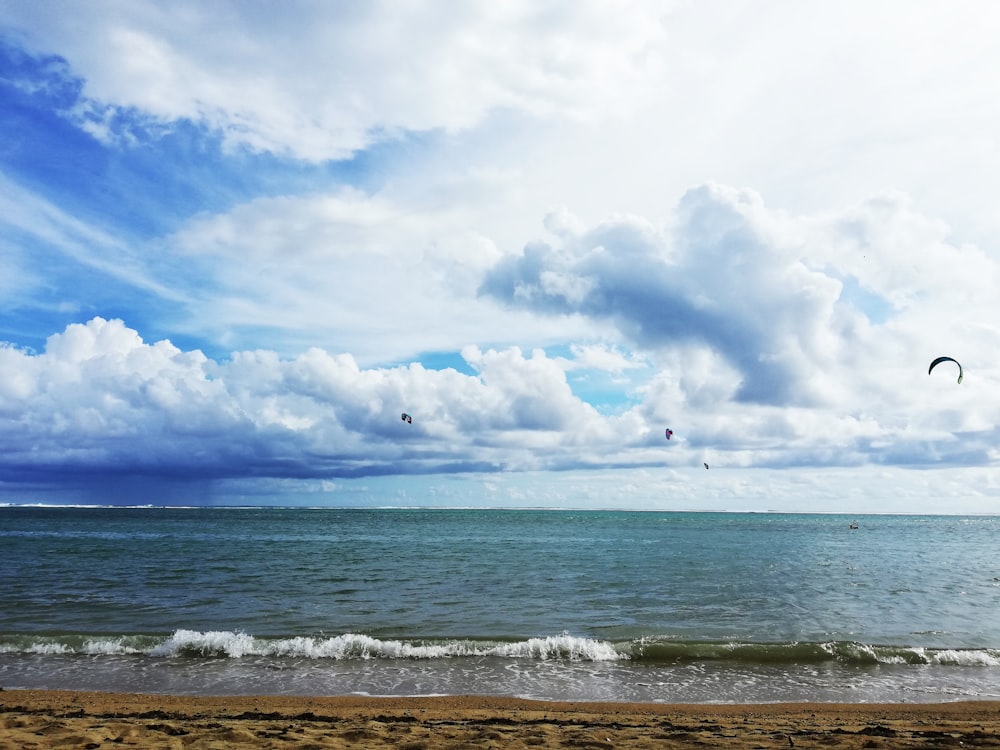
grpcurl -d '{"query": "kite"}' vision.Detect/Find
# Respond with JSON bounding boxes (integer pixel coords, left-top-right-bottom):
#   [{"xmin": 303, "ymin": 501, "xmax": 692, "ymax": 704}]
[
  {"xmin": 704, "ymin": 462, "xmax": 709, "ymax": 470},
  {"xmin": 928, "ymin": 356, "xmax": 963, "ymax": 384},
  {"xmin": 665, "ymin": 428, "xmax": 673, "ymax": 440},
  {"xmin": 401, "ymin": 412, "xmax": 412, "ymax": 424}
]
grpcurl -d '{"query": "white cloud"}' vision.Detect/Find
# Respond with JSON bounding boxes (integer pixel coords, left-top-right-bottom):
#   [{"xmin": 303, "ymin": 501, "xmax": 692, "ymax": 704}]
[
  {"xmin": 3, "ymin": 0, "xmax": 672, "ymax": 161},
  {"xmin": 4, "ymin": 1, "xmax": 1000, "ymax": 509},
  {"xmin": 565, "ymin": 344, "xmax": 645, "ymax": 374},
  {"xmin": 7, "ymin": 177, "xmax": 997, "ymax": 489},
  {"xmin": 7, "ymin": 0, "xmax": 1000, "ymax": 245},
  {"xmin": 0, "ymin": 318, "xmax": 651, "ymax": 486},
  {"xmin": 482, "ymin": 183, "xmax": 1000, "ymax": 468},
  {"xmin": 1, "ymin": 271, "xmax": 997, "ymax": 505},
  {"xmin": 161, "ymin": 184, "xmax": 590, "ymax": 361}
]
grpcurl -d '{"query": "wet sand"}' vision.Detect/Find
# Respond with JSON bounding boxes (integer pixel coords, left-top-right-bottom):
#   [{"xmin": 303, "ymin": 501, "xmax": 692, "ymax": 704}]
[{"xmin": 1, "ymin": 689, "xmax": 999, "ymax": 749}]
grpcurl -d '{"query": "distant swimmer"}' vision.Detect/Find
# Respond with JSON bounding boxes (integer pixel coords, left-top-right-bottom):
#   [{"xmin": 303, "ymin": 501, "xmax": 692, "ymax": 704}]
[{"xmin": 849, "ymin": 521, "xmax": 859, "ymax": 530}]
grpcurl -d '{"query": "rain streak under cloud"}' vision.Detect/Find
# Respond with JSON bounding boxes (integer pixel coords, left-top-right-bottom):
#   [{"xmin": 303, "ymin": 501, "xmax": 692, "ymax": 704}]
[{"xmin": 2, "ymin": 1, "xmax": 1000, "ymax": 512}]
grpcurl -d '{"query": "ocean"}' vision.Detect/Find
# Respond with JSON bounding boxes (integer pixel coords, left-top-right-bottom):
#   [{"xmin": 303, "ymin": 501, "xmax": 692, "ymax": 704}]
[{"xmin": 1, "ymin": 506, "xmax": 998, "ymax": 703}]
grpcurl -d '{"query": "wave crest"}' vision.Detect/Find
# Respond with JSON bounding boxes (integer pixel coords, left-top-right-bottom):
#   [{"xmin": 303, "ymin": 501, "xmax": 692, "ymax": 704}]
[{"xmin": 2, "ymin": 631, "xmax": 998, "ymax": 667}]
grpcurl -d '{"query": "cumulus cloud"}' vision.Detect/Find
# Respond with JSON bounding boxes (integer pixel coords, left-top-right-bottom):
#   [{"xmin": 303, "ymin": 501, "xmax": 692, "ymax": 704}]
[
  {"xmin": 2, "ymin": 237, "xmax": 997, "ymax": 504},
  {"xmin": 0, "ymin": 318, "xmax": 655, "ymax": 493},
  {"xmin": 3, "ymin": 1, "xmax": 1000, "ymax": 512},
  {"xmin": 481, "ymin": 183, "xmax": 1000, "ymax": 469},
  {"xmin": 482, "ymin": 184, "xmax": 844, "ymax": 405},
  {"xmin": 4, "ymin": 179, "xmax": 997, "ymax": 503}
]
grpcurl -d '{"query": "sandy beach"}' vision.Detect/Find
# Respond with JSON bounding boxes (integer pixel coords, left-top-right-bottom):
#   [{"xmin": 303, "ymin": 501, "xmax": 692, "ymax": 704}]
[{"xmin": 1, "ymin": 690, "xmax": 998, "ymax": 749}]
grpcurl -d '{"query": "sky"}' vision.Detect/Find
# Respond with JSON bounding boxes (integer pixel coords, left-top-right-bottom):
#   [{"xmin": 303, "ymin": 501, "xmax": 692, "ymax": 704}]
[{"xmin": 2, "ymin": 1, "xmax": 1000, "ymax": 512}]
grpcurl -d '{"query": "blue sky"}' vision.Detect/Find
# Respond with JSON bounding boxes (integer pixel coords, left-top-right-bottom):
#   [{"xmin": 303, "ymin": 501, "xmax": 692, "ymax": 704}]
[{"xmin": 2, "ymin": 1, "xmax": 1000, "ymax": 512}]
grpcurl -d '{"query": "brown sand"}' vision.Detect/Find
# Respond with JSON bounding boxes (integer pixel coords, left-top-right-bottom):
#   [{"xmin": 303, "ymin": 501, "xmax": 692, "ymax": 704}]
[{"xmin": 1, "ymin": 689, "xmax": 999, "ymax": 749}]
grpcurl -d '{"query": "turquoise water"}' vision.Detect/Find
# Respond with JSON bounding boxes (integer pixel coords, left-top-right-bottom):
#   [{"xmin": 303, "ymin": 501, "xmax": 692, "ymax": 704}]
[{"xmin": 1, "ymin": 507, "xmax": 998, "ymax": 703}]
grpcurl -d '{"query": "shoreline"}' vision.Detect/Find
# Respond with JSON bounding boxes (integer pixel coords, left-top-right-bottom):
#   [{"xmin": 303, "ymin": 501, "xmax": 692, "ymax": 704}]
[{"xmin": 2, "ymin": 690, "xmax": 999, "ymax": 748}]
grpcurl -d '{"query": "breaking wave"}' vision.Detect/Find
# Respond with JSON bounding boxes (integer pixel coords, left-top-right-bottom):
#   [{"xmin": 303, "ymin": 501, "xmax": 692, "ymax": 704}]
[{"xmin": 2, "ymin": 630, "xmax": 998, "ymax": 667}]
